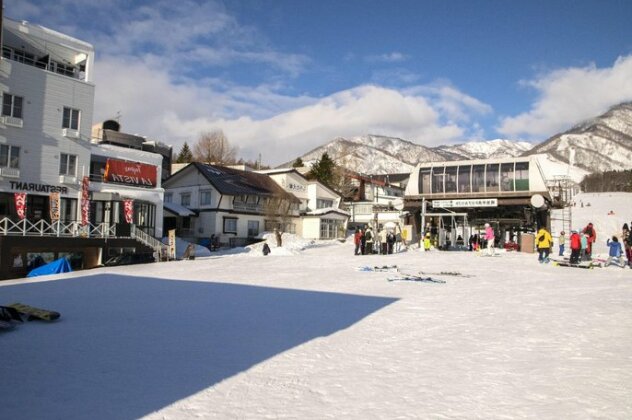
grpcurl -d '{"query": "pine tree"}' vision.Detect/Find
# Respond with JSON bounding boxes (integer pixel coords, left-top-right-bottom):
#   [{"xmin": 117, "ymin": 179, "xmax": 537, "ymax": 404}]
[
  {"xmin": 292, "ymin": 157, "xmax": 304, "ymax": 168},
  {"xmin": 176, "ymin": 142, "xmax": 193, "ymax": 163},
  {"xmin": 308, "ymin": 152, "xmax": 336, "ymax": 186}
]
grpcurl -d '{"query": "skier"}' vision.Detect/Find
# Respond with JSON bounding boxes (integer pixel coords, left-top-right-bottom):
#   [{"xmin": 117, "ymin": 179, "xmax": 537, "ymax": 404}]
[
  {"xmin": 353, "ymin": 228, "xmax": 362, "ymax": 255},
  {"xmin": 558, "ymin": 230, "xmax": 566, "ymax": 257},
  {"xmin": 424, "ymin": 232, "xmax": 431, "ymax": 251},
  {"xmin": 622, "ymin": 223, "xmax": 631, "ymax": 266},
  {"xmin": 379, "ymin": 227, "xmax": 387, "ymax": 255},
  {"xmin": 365, "ymin": 226, "xmax": 374, "ymax": 255},
  {"xmin": 262, "ymin": 243, "xmax": 271, "ymax": 256},
  {"xmin": 605, "ymin": 236, "xmax": 625, "ymax": 268},
  {"xmin": 582, "ymin": 223, "xmax": 597, "ymax": 259},
  {"xmin": 386, "ymin": 231, "xmax": 395, "ymax": 254},
  {"xmin": 360, "ymin": 227, "xmax": 367, "ymax": 255},
  {"xmin": 484, "ymin": 223, "xmax": 495, "ymax": 256},
  {"xmin": 569, "ymin": 230, "xmax": 581, "ymax": 264},
  {"xmin": 536, "ymin": 226, "xmax": 552, "ymax": 263},
  {"xmin": 580, "ymin": 233, "xmax": 589, "ymax": 261}
]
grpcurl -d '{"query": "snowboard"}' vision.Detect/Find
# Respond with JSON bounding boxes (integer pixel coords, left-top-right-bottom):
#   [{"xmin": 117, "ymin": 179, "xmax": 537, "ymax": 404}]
[
  {"xmin": 6, "ymin": 303, "xmax": 61, "ymax": 321},
  {"xmin": 420, "ymin": 271, "xmax": 474, "ymax": 278},
  {"xmin": 388, "ymin": 274, "xmax": 446, "ymax": 284}
]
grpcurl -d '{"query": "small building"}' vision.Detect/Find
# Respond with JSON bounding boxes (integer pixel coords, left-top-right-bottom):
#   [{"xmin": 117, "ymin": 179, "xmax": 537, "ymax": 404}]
[
  {"xmin": 261, "ymin": 168, "xmax": 349, "ymax": 240},
  {"xmin": 162, "ymin": 163, "xmax": 300, "ymax": 247},
  {"xmin": 404, "ymin": 155, "xmax": 552, "ymax": 249}
]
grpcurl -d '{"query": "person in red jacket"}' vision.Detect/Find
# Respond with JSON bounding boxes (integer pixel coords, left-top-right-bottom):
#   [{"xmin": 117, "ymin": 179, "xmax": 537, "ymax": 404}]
[
  {"xmin": 582, "ymin": 223, "xmax": 597, "ymax": 258},
  {"xmin": 569, "ymin": 230, "xmax": 582, "ymax": 264},
  {"xmin": 354, "ymin": 228, "xmax": 363, "ymax": 255}
]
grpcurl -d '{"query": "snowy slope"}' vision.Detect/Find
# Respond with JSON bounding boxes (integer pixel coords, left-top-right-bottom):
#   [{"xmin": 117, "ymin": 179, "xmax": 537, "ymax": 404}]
[
  {"xmin": 1, "ymin": 194, "xmax": 632, "ymax": 419},
  {"xmin": 432, "ymin": 139, "xmax": 533, "ymax": 160}
]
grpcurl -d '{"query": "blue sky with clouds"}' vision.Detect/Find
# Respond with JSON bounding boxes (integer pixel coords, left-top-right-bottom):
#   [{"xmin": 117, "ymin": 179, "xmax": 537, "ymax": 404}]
[{"xmin": 6, "ymin": 0, "xmax": 632, "ymax": 165}]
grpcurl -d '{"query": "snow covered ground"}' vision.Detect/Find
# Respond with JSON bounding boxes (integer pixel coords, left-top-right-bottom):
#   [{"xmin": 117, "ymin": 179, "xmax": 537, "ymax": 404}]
[{"xmin": 1, "ymin": 194, "xmax": 631, "ymax": 419}]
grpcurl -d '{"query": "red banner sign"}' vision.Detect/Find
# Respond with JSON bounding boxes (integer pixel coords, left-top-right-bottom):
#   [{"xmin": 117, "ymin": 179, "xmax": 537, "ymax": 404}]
[
  {"xmin": 14, "ymin": 192, "xmax": 26, "ymax": 220},
  {"xmin": 104, "ymin": 159, "xmax": 157, "ymax": 187},
  {"xmin": 81, "ymin": 176, "xmax": 90, "ymax": 226},
  {"xmin": 124, "ymin": 199, "xmax": 134, "ymax": 224}
]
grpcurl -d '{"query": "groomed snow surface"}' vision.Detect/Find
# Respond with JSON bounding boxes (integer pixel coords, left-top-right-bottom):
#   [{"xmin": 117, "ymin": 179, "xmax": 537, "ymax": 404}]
[{"xmin": 1, "ymin": 193, "xmax": 631, "ymax": 419}]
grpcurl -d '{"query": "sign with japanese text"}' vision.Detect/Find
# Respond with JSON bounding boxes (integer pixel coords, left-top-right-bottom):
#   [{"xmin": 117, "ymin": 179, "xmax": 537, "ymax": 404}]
[
  {"xmin": 433, "ymin": 199, "xmax": 498, "ymax": 208},
  {"xmin": 123, "ymin": 199, "xmax": 134, "ymax": 224},
  {"xmin": 49, "ymin": 192, "xmax": 60, "ymax": 221},
  {"xmin": 14, "ymin": 192, "xmax": 26, "ymax": 219}
]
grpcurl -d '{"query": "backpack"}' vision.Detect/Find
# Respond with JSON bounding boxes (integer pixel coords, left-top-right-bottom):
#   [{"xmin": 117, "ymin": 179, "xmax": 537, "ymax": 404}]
[{"xmin": 365, "ymin": 230, "xmax": 372, "ymax": 241}]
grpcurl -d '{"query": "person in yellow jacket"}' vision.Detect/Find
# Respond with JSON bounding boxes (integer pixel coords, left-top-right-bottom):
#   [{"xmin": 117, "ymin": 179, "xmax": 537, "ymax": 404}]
[{"xmin": 536, "ymin": 226, "xmax": 553, "ymax": 263}]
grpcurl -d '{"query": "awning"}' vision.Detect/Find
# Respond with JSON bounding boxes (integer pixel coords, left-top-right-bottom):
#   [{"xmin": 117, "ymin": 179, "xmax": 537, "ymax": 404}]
[{"xmin": 164, "ymin": 202, "xmax": 196, "ymax": 217}]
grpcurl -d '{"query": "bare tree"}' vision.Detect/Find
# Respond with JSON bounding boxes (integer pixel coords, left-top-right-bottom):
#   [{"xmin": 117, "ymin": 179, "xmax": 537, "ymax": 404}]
[{"xmin": 192, "ymin": 130, "xmax": 237, "ymax": 165}]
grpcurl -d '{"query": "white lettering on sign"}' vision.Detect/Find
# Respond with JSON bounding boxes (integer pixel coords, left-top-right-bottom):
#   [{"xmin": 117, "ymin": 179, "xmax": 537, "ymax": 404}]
[{"xmin": 433, "ymin": 199, "xmax": 498, "ymax": 208}]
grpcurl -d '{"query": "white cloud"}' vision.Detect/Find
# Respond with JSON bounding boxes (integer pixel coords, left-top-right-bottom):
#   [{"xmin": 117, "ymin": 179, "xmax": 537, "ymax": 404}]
[
  {"xmin": 365, "ymin": 52, "xmax": 409, "ymax": 63},
  {"xmin": 497, "ymin": 55, "xmax": 632, "ymax": 139}
]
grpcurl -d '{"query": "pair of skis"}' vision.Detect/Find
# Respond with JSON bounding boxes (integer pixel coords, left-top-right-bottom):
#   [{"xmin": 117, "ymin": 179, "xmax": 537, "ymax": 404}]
[
  {"xmin": 0, "ymin": 303, "xmax": 60, "ymax": 330},
  {"xmin": 387, "ymin": 273, "xmax": 447, "ymax": 284}
]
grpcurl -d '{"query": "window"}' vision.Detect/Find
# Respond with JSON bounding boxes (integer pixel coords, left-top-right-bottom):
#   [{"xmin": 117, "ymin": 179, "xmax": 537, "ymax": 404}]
[
  {"xmin": 485, "ymin": 163, "xmax": 499, "ymax": 192},
  {"xmin": 2, "ymin": 94, "xmax": 23, "ymax": 118},
  {"xmin": 200, "ymin": 190, "xmax": 212, "ymax": 206},
  {"xmin": 419, "ymin": 168, "xmax": 431, "ymax": 194},
  {"xmin": 458, "ymin": 165, "xmax": 471, "ymax": 193},
  {"xmin": 431, "ymin": 167, "xmax": 445, "ymax": 194},
  {"xmin": 180, "ymin": 193, "xmax": 191, "ymax": 206},
  {"xmin": 247, "ymin": 220, "xmax": 259, "ymax": 237},
  {"xmin": 320, "ymin": 218, "xmax": 343, "ymax": 239},
  {"xmin": 500, "ymin": 163, "xmax": 515, "ymax": 192},
  {"xmin": 515, "ymin": 162, "xmax": 530, "ymax": 191},
  {"xmin": 223, "ymin": 217, "xmax": 237, "ymax": 234},
  {"xmin": 444, "ymin": 167, "xmax": 457, "ymax": 193},
  {"xmin": 62, "ymin": 107, "xmax": 80, "ymax": 130},
  {"xmin": 472, "ymin": 165, "xmax": 485, "ymax": 192},
  {"xmin": 0, "ymin": 145, "xmax": 20, "ymax": 168},
  {"xmin": 164, "ymin": 193, "xmax": 172, "ymax": 203},
  {"xmin": 59, "ymin": 153, "xmax": 77, "ymax": 175},
  {"xmin": 317, "ymin": 199, "xmax": 333, "ymax": 209}
]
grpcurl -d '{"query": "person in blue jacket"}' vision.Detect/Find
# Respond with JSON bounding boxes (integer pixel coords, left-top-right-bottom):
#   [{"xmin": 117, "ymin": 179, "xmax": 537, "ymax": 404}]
[{"xmin": 605, "ymin": 236, "xmax": 625, "ymax": 268}]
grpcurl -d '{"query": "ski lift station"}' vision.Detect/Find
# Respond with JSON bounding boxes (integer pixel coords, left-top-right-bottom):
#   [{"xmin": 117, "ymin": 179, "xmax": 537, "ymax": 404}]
[{"xmin": 403, "ymin": 155, "xmax": 559, "ymax": 250}]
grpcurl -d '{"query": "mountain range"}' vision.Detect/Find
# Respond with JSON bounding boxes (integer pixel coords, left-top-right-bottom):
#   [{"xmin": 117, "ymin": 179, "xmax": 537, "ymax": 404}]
[{"xmin": 287, "ymin": 102, "xmax": 632, "ymax": 176}]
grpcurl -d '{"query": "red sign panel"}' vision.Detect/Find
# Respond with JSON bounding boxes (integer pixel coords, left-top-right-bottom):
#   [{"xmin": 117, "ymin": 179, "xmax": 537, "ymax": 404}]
[
  {"xmin": 124, "ymin": 199, "xmax": 134, "ymax": 224},
  {"xmin": 14, "ymin": 193, "xmax": 26, "ymax": 220},
  {"xmin": 104, "ymin": 159, "xmax": 157, "ymax": 187},
  {"xmin": 81, "ymin": 176, "xmax": 90, "ymax": 226}
]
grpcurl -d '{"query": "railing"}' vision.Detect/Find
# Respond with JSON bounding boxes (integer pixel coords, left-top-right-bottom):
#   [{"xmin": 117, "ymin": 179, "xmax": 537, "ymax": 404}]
[
  {"xmin": 0, "ymin": 217, "xmax": 115, "ymax": 238},
  {"xmin": 130, "ymin": 225, "xmax": 168, "ymax": 258}
]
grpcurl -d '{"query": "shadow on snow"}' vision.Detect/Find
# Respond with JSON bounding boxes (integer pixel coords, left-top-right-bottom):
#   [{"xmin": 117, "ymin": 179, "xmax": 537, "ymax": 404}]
[{"xmin": 0, "ymin": 274, "xmax": 396, "ymax": 419}]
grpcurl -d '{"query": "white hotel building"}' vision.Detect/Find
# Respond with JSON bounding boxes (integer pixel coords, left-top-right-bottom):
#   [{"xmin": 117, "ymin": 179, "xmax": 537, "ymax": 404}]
[{"xmin": 0, "ymin": 17, "xmax": 166, "ymax": 279}]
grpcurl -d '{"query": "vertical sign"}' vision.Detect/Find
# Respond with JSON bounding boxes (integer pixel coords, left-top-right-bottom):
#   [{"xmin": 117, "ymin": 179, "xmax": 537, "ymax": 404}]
[
  {"xmin": 81, "ymin": 176, "xmax": 90, "ymax": 226},
  {"xmin": 49, "ymin": 192, "xmax": 60, "ymax": 221},
  {"xmin": 123, "ymin": 199, "xmax": 134, "ymax": 224},
  {"xmin": 168, "ymin": 229, "xmax": 176, "ymax": 260},
  {"xmin": 14, "ymin": 192, "xmax": 26, "ymax": 219}
]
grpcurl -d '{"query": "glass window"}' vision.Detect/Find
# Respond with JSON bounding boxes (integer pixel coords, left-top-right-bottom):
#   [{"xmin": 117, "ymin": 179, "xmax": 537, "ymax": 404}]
[
  {"xmin": 317, "ymin": 199, "xmax": 333, "ymax": 208},
  {"xmin": 431, "ymin": 167, "xmax": 445, "ymax": 194},
  {"xmin": 458, "ymin": 165, "xmax": 471, "ymax": 193},
  {"xmin": 223, "ymin": 217, "xmax": 237, "ymax": 234},
  {"xmin": 60, "ymin": 198, "xmax": 77, "ymax": 222},
  {"xmin": 444, "ymin": 167, "xmax": 457, "ymax": 193},
  {"xmin": 515, "ymin": 162, "xmax": 530, "ymax": 191},
  {"xmin": 2, "ymin": 94, "xmax": 23, "ymax": 118},
  {"xmin": 472, "ymin": 165, "xmax": 485, "ymax": 192},
  {"xmin": 486, "ymin": 163, "xmax": 499, "ymax": 192},
  {"xmin": 164, "ymin": 193, "xmax": 172, "ymax": 203},
  {"xmin": 200, "ymin": 190, "xmax": 212, "ymax": 206},
  {"xmin": 62, "ymin": 107, "xmax": 80, "ymax": 130},
  {"xmin": 320, "ymin": 218, "xmax": 343, "ymax": 239},
  {"xmin": 0, "ymin": 145, "xmax": 20, "ymax": 168},
  {"xmin": 418, "ymin": 168, "xmax": 431, "ymax": 194},
  {"xmin": 500, "ymin": 163, "xmax": 515, "ymax": 192},
  {"xmin": 59, "ymin": 153, "xmax": 77, "ymax": 175},
  {"xmin": 247, "ymin": 220, "xmax": 259, "ymax": 237},
  {"xmin": 180, "ymin": 193, "xmax": 191, "ymax": 206}
]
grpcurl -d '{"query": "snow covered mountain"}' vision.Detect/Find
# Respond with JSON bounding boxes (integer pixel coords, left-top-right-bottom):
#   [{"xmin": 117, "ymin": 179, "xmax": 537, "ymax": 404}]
[
  {"xmin": 431, "ymin": 139, "xmax": 533, "ymax": 160},
  {"xmin": 524, "ymin": 102, "xmax": 632, "ymax": 173},
  {"xmin": 287, "ymin": 135, "xmax": 535, "ymax": 174},
  {"xmin": 287, "ymin": 135, "xmax": 446, "ymax": 174}
]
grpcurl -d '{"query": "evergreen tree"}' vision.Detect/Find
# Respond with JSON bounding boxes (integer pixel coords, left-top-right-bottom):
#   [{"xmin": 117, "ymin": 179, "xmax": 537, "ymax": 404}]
[
  {"xmin": 176, "ymin": 142, "xmax": 193, "ymax": 163},
  {"xmin": 308, "ymin": 152, "xmax": 336, "ymax": 186},
  {"xmin": 292, "ymin": 157, "xmax": 304, "ymax": 168}
]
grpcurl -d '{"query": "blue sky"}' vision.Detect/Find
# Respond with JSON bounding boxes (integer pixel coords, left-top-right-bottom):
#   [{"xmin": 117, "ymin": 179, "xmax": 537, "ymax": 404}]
[{"xmin": 7, "ymin": 0, "xmax": 632, "ymax": 165}]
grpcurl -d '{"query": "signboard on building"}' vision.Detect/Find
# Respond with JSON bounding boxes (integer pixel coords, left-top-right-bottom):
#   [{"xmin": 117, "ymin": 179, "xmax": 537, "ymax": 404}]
[
  {"xmin": 104, "ymin": 159, "xmax": 157, "ymax": 187},
  {"xmin": 49, "ymin": 192, "xmax": 60, "ymax": 221},
  {"xmin": 433, "ymin": 199, "xmax": 498, "ymax": 208},
  {"xmin": 168, "ymin": 229, "xmax": 176, "ymax": 260}
]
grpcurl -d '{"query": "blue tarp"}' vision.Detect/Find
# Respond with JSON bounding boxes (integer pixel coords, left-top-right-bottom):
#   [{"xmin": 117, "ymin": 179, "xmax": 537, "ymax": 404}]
[{"xmin": 27, "ymin": 258, "xmax": 73, "ymax": 278}]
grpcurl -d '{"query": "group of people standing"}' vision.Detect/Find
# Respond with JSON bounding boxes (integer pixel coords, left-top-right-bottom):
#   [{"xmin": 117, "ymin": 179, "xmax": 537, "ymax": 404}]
[{"xmin": 353, "ymin": 226, "xmax": 400, "ymax": 255}]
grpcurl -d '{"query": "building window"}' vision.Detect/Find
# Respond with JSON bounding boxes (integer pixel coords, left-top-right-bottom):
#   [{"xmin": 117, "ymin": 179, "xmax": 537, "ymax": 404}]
[
  {"xmin": 223, "ymin": 217, "xmax": 237, "ymax": 234},
  {"xmin": 320, "ymin": 218, "xmax": 343, "ymax": 239},
  {"xmin": 0, "ymin": 145, "xmax": 20, "ymax": 168},
  {"xmin": 164, "ymin": 193, "xmax": 172, "ymax": 203},
  {"xmin": 247, "ymin": 220, "xmax": 259, "ymax": 237},
  {"xmin": 2, "ymin": 94, "xmax": 23, "ymax": 118},
  {"xmin": 180, "ymin": 192, "xmax": 191, "ymax": 206},
  {"xmin": 500, "ymin": 163, "xmax": 515, "ymax": 192},
  {"xmin": 317, "ymin": 199, "xmax": 333, "ymax": 209},
  {"xmin": 200, "ymin": 190, "xmax": 212, "ymax": 206},
  {"xmin": 458, "ymin": 165, "xmax": 471, "ymax": 193},
  {"xmin": 59, "ymin": 153, "xmax": 77, "ymax": 176},
  {"xmin": 445, "ymin": 166, "xmax": 457, "ymax": 193},
  {"xmin": 472, "ymin": 165, "xmax": 485, "ymax": 193},
  {"xmin": 62, "ymin": 107, "xmax": 80, "ymax": 130},
  {"xmin": 431, "ymin": 167, "xmax": 444, "ymax": 194},
  {"xmin": 486, "ymin": 163, "xmax": 500, "ymax": 192}
]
